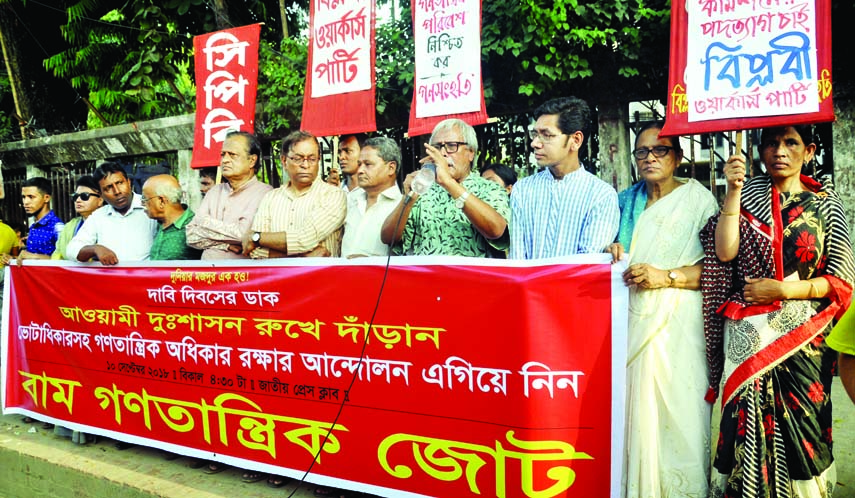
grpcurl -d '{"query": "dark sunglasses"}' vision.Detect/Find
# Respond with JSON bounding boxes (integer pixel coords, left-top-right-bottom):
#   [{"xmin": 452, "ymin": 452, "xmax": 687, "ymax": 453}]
[{"xmin": 72, "ymin": 192, "xmax": 101, "ymax": 202}]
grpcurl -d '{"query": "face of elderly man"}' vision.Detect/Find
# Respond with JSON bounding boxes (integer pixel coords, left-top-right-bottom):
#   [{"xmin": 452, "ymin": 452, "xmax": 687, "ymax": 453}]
[
  {"xmin": 429, "ymin": 125, "xmax": 475, "ymax": 182},
  {"xmin": 284, "ymin": 138, "xmax": 321, "ymax": 192},
  {"xmin": 219, "ymin": 134, "xmax": 257, "ymax": 183}
]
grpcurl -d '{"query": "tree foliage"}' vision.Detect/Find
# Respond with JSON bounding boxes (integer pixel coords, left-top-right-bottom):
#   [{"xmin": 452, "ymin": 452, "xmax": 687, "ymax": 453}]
[{"xmin": 44, "ymin": 0, "xmax": 197, "ymax": 127}]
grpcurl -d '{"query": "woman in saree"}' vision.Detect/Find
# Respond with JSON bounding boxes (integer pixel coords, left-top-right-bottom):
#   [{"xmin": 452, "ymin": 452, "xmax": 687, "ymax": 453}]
[
  {"xmin": 703, "ymin": 125, "xmax": 855, "ymax": 497},
  {"xmin": 608, "ymin": 121, "xmax": 718, "ymax": 497}
]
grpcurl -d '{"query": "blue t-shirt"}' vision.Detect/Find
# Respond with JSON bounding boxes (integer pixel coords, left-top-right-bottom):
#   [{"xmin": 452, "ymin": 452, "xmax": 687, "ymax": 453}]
[{"xmin": 26, "ymin": 210, "xmax": 64, "ymax": 255}]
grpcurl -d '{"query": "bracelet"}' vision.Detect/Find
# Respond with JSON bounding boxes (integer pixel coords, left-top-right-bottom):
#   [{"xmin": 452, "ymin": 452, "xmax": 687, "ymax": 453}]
[
  {"xmin": 808, "ymin": 281, "xmax": 818, "ymax": 299},
  {"xmin": 720, "ymin": 209, "xmax": 740, "ymax": 216}
]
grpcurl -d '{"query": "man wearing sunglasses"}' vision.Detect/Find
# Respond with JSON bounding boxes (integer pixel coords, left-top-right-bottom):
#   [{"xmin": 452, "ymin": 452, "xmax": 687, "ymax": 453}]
[
  {"xmin": 381, "ymin": 118, "xmax": 509, "ymax": 256},
  {"xmin": 510, "ymin": 96, "xmax": 619, "ymax": 259}
]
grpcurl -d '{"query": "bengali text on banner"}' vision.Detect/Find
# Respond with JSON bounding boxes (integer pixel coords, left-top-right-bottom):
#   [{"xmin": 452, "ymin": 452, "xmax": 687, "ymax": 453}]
[
  {"xmin": 191, "ymin": 24, "xmax": 261, "ymax": 168},
  {"xmin": 407, "ymin": 0, "xmax": 488, "ymax": 137},
  {"xmin": 301, "ymin": 0, "xmax": 377, "ymax": 137},
  {"xmin": 2, "ymin": 256, "xmax": 627, "ymax": 497},
  {"xmin": 662, "ymin": 0, "xmax": 834, "ymax": 137}
]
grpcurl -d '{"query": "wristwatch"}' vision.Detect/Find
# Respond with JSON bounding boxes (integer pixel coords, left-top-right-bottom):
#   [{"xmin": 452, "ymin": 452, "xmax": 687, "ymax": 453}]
[
  {"xmin": 454, "ymin": 191, "xmax": 470, "ymax": 210},
  {"xmin": 668, "ymin": 270, "xmax": 678, "ymax": 287},
  {"xmin": 251, "ymin": 231, "xmax": 261, "ymax": 243}
]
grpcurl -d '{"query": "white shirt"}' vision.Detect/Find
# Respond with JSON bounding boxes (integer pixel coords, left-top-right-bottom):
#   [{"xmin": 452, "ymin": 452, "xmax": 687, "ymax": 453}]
[
  {"xmin": 66, "ymin": 194, "xmax": 158, "ymax": 262},
  {"xmin": 342, "ymin": 185, "xmax": 402, "ymax": 258}
]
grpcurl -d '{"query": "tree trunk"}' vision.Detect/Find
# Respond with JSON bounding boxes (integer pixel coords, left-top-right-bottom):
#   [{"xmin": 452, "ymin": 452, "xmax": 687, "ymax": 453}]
[
  {"xmin": 596, "ymin": 100, "xmax": 632, "ymax": 192},
  {"xmin": 212, "ymin": 0, "xmax": 231, "ymax": 30},
  {"xmin": 279, "ymin": 0, "xmax": 289, "ymax": 39},
  {"xmin": 0, "ymin": 4, "xmax": 32, "ymax": 139}
]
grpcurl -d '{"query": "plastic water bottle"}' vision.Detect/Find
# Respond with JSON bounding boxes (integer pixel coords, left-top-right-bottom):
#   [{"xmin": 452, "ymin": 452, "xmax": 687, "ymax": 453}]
[{"xmin": 410, "ymin": 164, "xmax": 436, "ymax": 196}]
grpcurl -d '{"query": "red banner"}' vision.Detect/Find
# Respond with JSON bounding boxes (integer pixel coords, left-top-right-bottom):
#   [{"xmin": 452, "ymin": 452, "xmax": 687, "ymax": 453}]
[
  {"xmin": 191, "ymin": 24, "xmax": 261, "ymax": 168},
  {"xmin": 407, "ymin": 0, "xmax": 488, "ymax": 137},
  {"xmin": 301, "ymin": 0, "xmax": 377, "ymax": 137},
  {"xmin": 661, "ymin": 0, "xmax": 833, "ymax": 137},
  {"xmin": 2, "ymin": 257, "xmax": 627, "ymax": 497}
]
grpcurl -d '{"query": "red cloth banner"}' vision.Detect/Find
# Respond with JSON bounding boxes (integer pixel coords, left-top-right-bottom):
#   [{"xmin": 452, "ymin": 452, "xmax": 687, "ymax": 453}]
[
  {"xmin": 661, "ymin": 0, "xmax": 833, "ymax": 137},
  {"xmin": 407, "ymin": 0, "xmax": 488, "ymax": 137},
  {"xmin": 190, "ymin": 24, "xmax": 261, "ymax": 168},
  {"xmin": 2, "ymin": 257, "xmax": 627, "ymax": 497},
  {"xmin": 301, "ymin": 0, "xmax": 377, "ymax": 137}
]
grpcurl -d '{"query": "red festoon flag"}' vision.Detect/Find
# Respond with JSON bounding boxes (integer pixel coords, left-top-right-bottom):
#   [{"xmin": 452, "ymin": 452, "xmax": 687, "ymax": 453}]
[
  {"xmin": 302, "ymin": 0, "xmax": 377, "ymax": 136},
  {"xmin": 191, "ymin": 24, "xmax": 261, "ymax": 168}
]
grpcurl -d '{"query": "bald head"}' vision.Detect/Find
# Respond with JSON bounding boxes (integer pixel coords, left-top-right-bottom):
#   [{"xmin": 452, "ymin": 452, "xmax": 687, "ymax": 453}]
[{"xmin": 143, "ymin": 174, "xmax": 184, "ymax": 224}]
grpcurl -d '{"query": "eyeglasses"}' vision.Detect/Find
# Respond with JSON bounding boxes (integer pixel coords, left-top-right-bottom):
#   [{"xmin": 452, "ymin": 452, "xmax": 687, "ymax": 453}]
[
  {"xmin": 72, "ymin": 192, "xmax": 100, "ymax": 202},
  {"xmin": 528, "ymin": 130, "xmax": 565, "ymax": 143},
  {"xmin": 287, "ymin": 154, "xmax": 320, "ymax": 165},
  {"xmin": 140, "ymin": 195, "xmax": 162, "ymax": 206},
  {"xmin": 430, "ymin": 142, "xmax": 467, "ymax": 153},
  {"xmin": 632, "ymin": 146, "xmax": 675, "ymax": 160}
]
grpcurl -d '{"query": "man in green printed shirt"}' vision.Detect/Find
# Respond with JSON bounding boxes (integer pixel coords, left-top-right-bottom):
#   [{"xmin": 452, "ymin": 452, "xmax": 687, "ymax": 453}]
[
  {"xmin": 381, "ymin": 119, "xmax": 510, "ymax": 256},
  {"xmin": 143, "ymin": 175, "xmax": 202, "ymax": 261}
]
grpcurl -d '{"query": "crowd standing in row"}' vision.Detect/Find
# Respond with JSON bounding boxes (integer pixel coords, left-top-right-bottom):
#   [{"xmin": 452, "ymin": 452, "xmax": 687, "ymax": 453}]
[{"xmin": 4, "ymin": 95, "xmax": 855, "ymax": 498}]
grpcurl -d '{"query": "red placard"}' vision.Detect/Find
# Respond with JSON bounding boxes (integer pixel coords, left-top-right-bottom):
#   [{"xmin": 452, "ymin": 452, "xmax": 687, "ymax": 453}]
[
  {"xmin": 2, "ymin": 258, "xmax": 626, "ymax": 497},
  {"xmin": 661, "ymin": 0, "xmax": 833, "ymax": 137},
  {"xmin": 191, "ymin": 24, "xmax": 261, "ymax": 168},
  {"xmin": 301, "ymin": 0, "xmax": 377, "ymax": 137}
]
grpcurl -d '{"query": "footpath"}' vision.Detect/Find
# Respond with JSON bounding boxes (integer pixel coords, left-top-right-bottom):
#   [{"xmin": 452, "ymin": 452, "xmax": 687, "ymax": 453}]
[{"xmin": 1, "ymin": 378, "xmax": 854, "ymax": 498}]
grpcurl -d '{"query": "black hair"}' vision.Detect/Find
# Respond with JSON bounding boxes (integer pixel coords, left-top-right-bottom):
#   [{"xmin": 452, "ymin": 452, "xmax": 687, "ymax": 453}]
[
  {"xmin": 481, "ymin": 163, "xmax": 518, "ymax": 187},
  {"xmin": 76, "ymin": 175, "xmax": 101, "ymax": 193},
  {"xmin": 533, "ymin": 96, "xmax": 591, "ymax": 144},
  {"xmin": 225, "ymin": 131, "xmax": 262, "ymax": 171},
  {"xmin": 22, "ymin": 177, "xmax": 52, "ymax": 196},
  {"xmin": 634, "ymin": 121, "xmax": 683, "ymax": 157},
  {"xmin": 281, "ymin": 131, "xmax": 320, "ymax": 156},
  {"xmin": 760, "ymin": 125, "xmax": 813, "ymax": 147},
  {"xmin": 93, "ymin": 162, "xmax": 128, "ymax": 184}
]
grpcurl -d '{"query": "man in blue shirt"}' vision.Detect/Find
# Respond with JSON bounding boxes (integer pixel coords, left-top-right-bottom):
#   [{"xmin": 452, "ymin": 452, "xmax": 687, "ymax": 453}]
[
  {"xmin": 510, "ymin": 97, "xmax": 619, "ymax": 258},
  {"xmin": 18, "ymin": 177, "xmax": 64, "ymax": 262}
]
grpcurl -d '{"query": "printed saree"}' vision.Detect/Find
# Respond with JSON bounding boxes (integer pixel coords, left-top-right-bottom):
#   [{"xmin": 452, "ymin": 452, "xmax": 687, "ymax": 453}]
[{"xmin": 701, "ymin": 175, "xmax": 855, "ymax": 497}]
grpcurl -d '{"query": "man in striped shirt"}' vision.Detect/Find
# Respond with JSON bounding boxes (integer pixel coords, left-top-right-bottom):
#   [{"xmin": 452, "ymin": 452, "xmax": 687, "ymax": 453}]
[
  {"xmin": 510, "ymin": 97, "xmax": 619, "ymax": 259},
  {"xmin": 243, "ymin": 131, "xmax": 346, "ymax": 258}
]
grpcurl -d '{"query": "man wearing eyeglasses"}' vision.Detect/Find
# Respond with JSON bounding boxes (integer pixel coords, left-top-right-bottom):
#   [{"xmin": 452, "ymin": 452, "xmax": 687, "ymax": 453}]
[
  {"xmin": 242, "ymin": 131, "xmax": 346, "ymax": 258},
  {"xmin": 186, "ymin": 130, "xmax": 273, "ymax": 260},
  {"xmin": 66, "ymin": 162, "xmax": 158, "ymax": 265},
  {"xmin": 142, "ymin": 175, "xmax": 202, "ymax": 261},
  {"xmin": 510, "ymin": 97, "xmax": 619, "ymax": 259},
  {"xmin": 381, "ymin": 118, "xmax": 509, "ymax": 256}
]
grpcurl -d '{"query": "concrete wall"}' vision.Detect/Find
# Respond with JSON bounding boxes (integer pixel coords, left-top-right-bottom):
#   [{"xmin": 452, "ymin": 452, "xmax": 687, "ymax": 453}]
[{"xmin": 833, "ymin": 95, "xmax": 855, "ymax": 238}]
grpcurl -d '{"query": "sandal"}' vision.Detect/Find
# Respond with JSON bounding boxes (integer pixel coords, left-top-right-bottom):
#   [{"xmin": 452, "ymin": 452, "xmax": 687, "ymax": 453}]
[
  {"xmin": 203, "ymin": 462, "xmax": 229, "ymax": 474},
  {"xmin": 314, "ymin": 486, "xmax": 353, "ymax": 497},
  {"xmin": 241, "ymin": 471, "xmax": 266, "ymax": 483},
  {"xmin": 266, "ymin": 476, "xmax": 290, "ymax": 488}
]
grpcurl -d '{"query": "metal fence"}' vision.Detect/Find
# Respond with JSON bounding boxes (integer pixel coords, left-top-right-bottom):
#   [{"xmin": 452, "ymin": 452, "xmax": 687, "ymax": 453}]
[{"xmin": 0, "ymin": 113, "xmax": 834, "ymax": 232}]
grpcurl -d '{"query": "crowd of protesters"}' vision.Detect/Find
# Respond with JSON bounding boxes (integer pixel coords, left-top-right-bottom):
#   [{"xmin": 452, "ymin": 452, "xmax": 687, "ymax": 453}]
[{"xmin": 4, "ymin": 95, "xmax": 855, "ymax": 498}]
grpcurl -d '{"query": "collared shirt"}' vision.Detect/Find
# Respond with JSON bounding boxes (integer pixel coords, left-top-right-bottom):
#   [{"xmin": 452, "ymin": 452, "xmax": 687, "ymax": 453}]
[
  {"xmin": 251, "ymin": 179, "xmax": 346, "ymax": 258},
  {"xmin": 26, "ymin": 210, "xmax": 64, "ymax": 255},
  {"xmin": 395, "ymin": 174, "xmax": 510, "ymax": 257},
  {"xmin": 185, "ymin": 177, "xmax": 273, "ymax": 260},
  {"xmin": 150, "ymin": 209, "xmax": 203, "ymax": 261},
  {"xmin": 510, "ymin": 167, "xmax": 619, "ymax": 259},
  {"xmin": 66, "ymin": 194, "xmax": 158, "ymax": 262},
  {"xmin": 342, "ymin": 185, "xmax": 402, "ymax": 258},
  {"xmin": 52, "ymin": 217, "xmax": 84, "ymax": 260}
]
